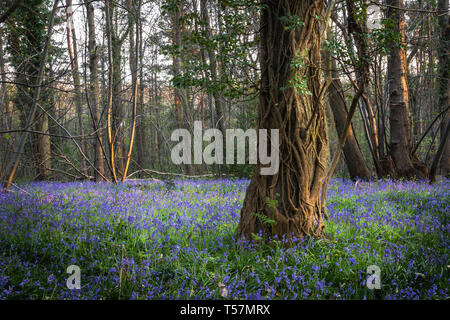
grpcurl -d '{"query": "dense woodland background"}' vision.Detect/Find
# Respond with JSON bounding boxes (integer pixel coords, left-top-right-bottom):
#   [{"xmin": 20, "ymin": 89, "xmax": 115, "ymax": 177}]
[{"xmin": 0, "ymin": 0, "xmax": 448, "ymax": 185}]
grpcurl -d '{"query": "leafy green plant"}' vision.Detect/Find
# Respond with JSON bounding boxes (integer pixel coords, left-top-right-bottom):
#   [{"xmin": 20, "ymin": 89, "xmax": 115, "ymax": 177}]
[
  {"xmin": 281, "ymin": 49, "xmax": 312, "ymax": 95},
  {"xmin": 280, "ymin": 15, "xmax": 304, "ymax": 30}
]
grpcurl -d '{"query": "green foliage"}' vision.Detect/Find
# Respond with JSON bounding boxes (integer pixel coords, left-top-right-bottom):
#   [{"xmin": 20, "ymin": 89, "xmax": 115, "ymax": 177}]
[
  {"xmin": 161, "ymin": 0, "xmax": 260, "ymax": 100},
  {"xmin": 265, "ymin": 194, "xmax": 278, "ymax": 209},
  {"xmin": 369, "ymin": 18, "xmax": 405, "ymax": 56},
  {"xmin": 250, "ymin": 211, "xmax": 276, "ymax": 228},
  {"xmin": 279, "ymin": 15, "xmax": 304, "ymax": 30},
  {"xmin": 282, "ymin": 49, "xmax": 312, "ymax": 95}
]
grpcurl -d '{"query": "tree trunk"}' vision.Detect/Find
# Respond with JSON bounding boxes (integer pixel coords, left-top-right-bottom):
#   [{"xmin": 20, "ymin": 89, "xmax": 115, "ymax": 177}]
[
  {"xmin": 85, "ymin": 0, "xmax": 106, "ymax": 181},
  {"xmin": 201, "ymin": 0, "xmax": 225, "ymax": 135},
  {"xmin": 108, "ymin": 1, "xmax": 128, "ymax": 178},
  {"xmin": 7, "ymin": 0, "xmax": 55, "ymax": 181},
  {"xmin": 35, "ymin": 111, "xmax": 52, "ymax": 180},
  {"xmin": 122, "ymin": 0, "xmax": 140, "ymax": 181},
  {"xmin": 171, "ymin": 2, "xmax": 192, "ymax": 175},
  {"xmin": 345, "ymin": 1, "xmax": 383, "ymax": 176},
  {"xmin": 201, "ymin": 0, "xmax": 225, "ymax": 175},
  {"xmin": 238, "ymin": 0, "xmax": 327, "ymax": 240},
  {"xmin": 66, "ymin": 0, "xmax": 88, "ymax": 177},
  {"xmin": 386, "ymin": 0, "xmax": 428, "ymax": 179},
  {"xmin": 0, "ymin": 27, "xmax": 9, "ymax": 132},
  {"xmin": 438, "ymin": 0, "xmax": 449, "ymax": 177},
  {"xmin": 324, "ymin": 47, "xmax": 372, "ymax": 180},
  {"xmin": 0, "ymin": 26, "xmax": 11, "ymax": 180},
  {"xmin": 135, "ymin": 14, "xmax": 147, "ymax": 171},
  {"xmin": 3, "ymin": 0, "xmax": 58, "ymax": 189}
]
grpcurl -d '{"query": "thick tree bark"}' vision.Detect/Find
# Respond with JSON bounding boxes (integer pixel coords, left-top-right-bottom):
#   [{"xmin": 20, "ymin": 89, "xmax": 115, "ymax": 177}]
[
  {"xmin": 85, "ymin": 0, "xmax": 106, "ymax": 181},
  {"xmin": 386, "ymin": 0, "xmax": 428, "ymax": 179},
  {"xmin": 324, "ymin": 48, "xmax": 372, "ymax": 180},
  {"xmin": 238, "ymin": 0, "xmax": 327, "ymax": 240}
]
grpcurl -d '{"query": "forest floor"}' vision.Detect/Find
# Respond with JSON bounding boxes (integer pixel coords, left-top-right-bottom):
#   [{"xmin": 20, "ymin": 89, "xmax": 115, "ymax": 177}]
[{"xmin": 0, "ymin": 178, "xmax": 448, "ymax": 299}]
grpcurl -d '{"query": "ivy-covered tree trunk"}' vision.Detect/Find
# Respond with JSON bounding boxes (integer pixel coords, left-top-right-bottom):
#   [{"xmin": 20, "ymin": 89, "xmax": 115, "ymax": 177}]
[
  {"xmin": 386, "ymin": 0, "xmax": 428, "ymax": 179},
  {"xmin": 238, "ymin": 0, "xmax": 327, "ymax": 240}
]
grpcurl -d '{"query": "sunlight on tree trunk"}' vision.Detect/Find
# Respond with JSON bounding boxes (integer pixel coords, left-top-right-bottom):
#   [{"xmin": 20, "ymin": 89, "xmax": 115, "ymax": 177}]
[
  {"xmin": 387, "ymin": 0, "xmax": 428, "ymax": 179},
  {"xmin": 238, "ymin": 0, "xmax": 328, "ymax": 241}
]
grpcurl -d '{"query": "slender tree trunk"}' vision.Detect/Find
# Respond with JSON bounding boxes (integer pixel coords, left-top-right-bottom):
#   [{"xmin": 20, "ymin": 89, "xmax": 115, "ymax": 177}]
[
  {"xmin": 238, "ymin": 0, "xmax": 327, "ymax": 240},
  {"xmin": 201, "ymin": 0, "xmax": 225, "ymax": 134},
  {"xmin": 324, "ymin": 47, "xmax": 372, "ymax": 180},
  {"xmin": 154, "ymin": 69, "xmax": 161, "ymax": 168},
  {"xmin": 0, "ymin": 26, "xmax": 10, "ymax": 180},
  {"xmin": 172, "ymin": 3, "xmax": 183, "ymax": 127},
  {"xmin": 85, "ymin": 0, "xmax": 106, "ymax": 181},
  {"xmin": 112, "ymin": 35, "xmax": 126, "ymax": 177},
  {"xmin": 438, "ymin": 0, "xmax": 450, "ymax": 177},
  {"xmin": 430, "ymin": 117, "xmax": 450, "ymax": 183},
  {"xmin": 105, "ymin": 0, "xmax": 118, "ymax": 182},
  {"xmin": 122, "ymin": 0, "xmax": 141, "ymax": 181},
  {"xmin": 135, "ymin": 14, "xmax": 146, "ymax": 171},
  {"xmin": 107, "ymin": 1, "xmax": 129, "ymax": 178},
  {"xmin": 35, "ymin": 108, "xmax": 52, "ymax": 180},
  {"xmin": 386, "ymin": 0, "xmax": 428, "ymax": 179},
  {"xmin": 0, "ymin": 27, "xmax": 9, "ymax": 132},
  {"xmin": 345, "ymin": 1, "xmax": 383, "ymax": 176},
  {"xmin": 171, "ymin": 2, "xmax": 192, "ymax": 175},
  {"xmin": 201, "ymin": 0, "xmax": 225, "ymax": 175},
  {"xmin": 66, "ymin": 0, "xmax": 88, "ymax": 177},
  {"xmin": 3, "ymin": 0, "xmax": 58, "ymax": 189}
]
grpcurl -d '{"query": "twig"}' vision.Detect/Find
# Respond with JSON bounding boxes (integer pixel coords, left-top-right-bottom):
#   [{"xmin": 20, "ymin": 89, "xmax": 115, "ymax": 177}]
[{"xmin": 126, "ymin": 169, "xmax": 231, "ymax": 180}]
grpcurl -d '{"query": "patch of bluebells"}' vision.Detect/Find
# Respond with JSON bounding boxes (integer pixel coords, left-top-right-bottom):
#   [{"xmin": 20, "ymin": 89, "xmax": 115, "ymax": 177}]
[{"xmin": 0, "ymin": 178, "xmax": 448, "ymax": 300}]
